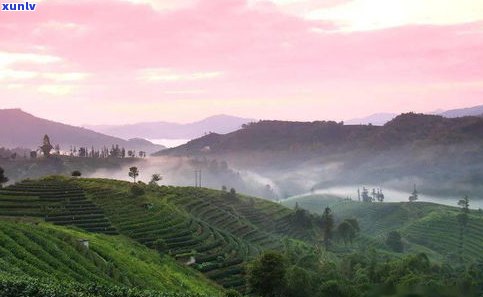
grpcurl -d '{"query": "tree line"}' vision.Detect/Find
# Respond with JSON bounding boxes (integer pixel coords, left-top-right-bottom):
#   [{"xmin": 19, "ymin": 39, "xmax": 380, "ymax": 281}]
[{"xmin": 30, "ymin": 134, "xmax": 147, "ymax": 159}]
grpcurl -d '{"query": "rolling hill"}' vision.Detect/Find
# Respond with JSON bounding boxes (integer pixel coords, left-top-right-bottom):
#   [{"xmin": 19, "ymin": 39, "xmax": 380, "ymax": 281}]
[
  {"xmin": 1, "ymin": 176, "xmax": 482, "ymax": 296},
  {"xmin": 0, "ymin": 176, "xmax": 318, "ymax": 293},
  {"xmin": 0, "ymin": 109, "xmax": 164, "ymax": 153},
  {"xmin": 85, "ymin": 115, "xmax": 255, "ymax": 140},
  {"xmin": 158, "ymin": 113, "xmax": 483, "ymax": 156},
  {"xmin": 155, "ymin": 113, "xmax": 483, "ymax": 198},
  {"xmin": 0, "ymin": 220, "xmax": 221, "ymax": 296},
  {"xmin": 283, "ymin": 194, "xmax": 483, "ymax": 261}
]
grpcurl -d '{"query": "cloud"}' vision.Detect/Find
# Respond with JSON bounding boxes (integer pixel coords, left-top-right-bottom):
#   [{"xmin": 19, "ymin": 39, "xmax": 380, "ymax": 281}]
[
  {"xmin": 38, "ymin": 84, "xmax": 76, "ymax": 96},
  {"xmin": 139, "ymin": 68, "xmax": 223, "ymax": 82},
  {"xmin": 0, "ymin": 0, "xmax": 482, "ymax": 125},
  {"xmin": 0, "ymin": 51, "xmax": 61, "ymax": 68},
  {"xmin": 120, "ymin": 0, "xmax": 198, "ymax": 11},
  {"xmin": 307, "ymin": 0, "xmax": 483, "ymax": 31}
]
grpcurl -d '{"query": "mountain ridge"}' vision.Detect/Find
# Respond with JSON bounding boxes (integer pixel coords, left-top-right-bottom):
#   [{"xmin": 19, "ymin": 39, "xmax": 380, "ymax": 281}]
[
  {"xmin": 85, "ymin": 114, "xmax": 255, "ymax": 140},
  {"xmin": 345, "ymin": 104, "xmax": 483, "ymax": 125},
  {"xmin": 0, "ymin": 109, "xmax": 164, "ymax": 153},
  {"xmin": 158, "ymin": 113, "xmax": 483, "ymax": 156}
]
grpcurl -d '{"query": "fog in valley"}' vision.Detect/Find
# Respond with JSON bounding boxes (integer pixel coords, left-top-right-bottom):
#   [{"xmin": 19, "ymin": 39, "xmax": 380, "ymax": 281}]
[{"xmin": 84, "ymin": 144, "xmax": 483, "ymax": 210}]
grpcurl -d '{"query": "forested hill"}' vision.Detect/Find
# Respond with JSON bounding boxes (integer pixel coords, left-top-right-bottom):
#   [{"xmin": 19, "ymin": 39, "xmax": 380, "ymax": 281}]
[
  {"xmin": 156, "ymin": 113, "xmax": 483, "ymax": 156},
  {"xmin": 0, "ymin": 109, "xmax": 164, "ymax": 153}
]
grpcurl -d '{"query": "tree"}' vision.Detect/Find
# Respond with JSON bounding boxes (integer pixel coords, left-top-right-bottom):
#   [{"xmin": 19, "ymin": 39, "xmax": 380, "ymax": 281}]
[
  {"xmin": 0, "ymin": 167, "xmax": 8, "ymax": 188},
  {"xmin": 321, "ymin": 207, "xmax": 334, "ymax": 250},
  {"xmin": 247, "ymin": 251, "xmax": 287, "ymax": 297},
  {"xmin": 149, "ymin": 173, "xmax": 162, "ymax": 186},
  {"xmin": 225, "ymin": 188, "xmax": 237, "ymax": 200},
  {"xmin": 285, "ymin": 265, "xmax": 315, "ymax": 297},
  {"xmin": 79, "ymin": 147, "xmax": 87, "ymax": 157},
  {"xmin": 71, "ymin": 170, "xmax": 82, "ymax": 177},
  {"xmin": 128, "ymin": 167, "xmax": 139, "ymax": 183},
  {"xmin": 337, "ymin": 220, "xmax": 357, "ymax": 246},
  {"xmin": 409, "ymin": 184, "xmax": 418, "ymax": 202},
  {"xmin": 40, "ymin": 134, "xmax": 53, "ymax": 157},
  {"xmin": 386, "ymin": 231, "xmax": 403, "ymax": 252},
  {"xmin": 346, "ymin": 218, "xmax": 360, "ymax": 233},
  {"xmin": 293, "ymin": 208, "xmax": 311, "ymax": 228}
]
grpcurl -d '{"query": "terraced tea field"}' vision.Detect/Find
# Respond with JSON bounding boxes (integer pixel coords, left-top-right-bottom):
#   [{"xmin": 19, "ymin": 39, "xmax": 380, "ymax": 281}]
[
  {"xmin": 0, "ymin": 220, "xmax": 222, "ymax": 296},
  {"xmin": 0, "ymin": 179, "xmax": 117, "ymax": 235},
  {"xmin": 77, "ymin": 178, "xmax": 316, "ymax": 292},
  {"xmin": 0, "ymin": 177, "xmax": 318, "ymax": 293},
  {"xmin": 283, "ymin": 194, "xmax": 483, "ymax": 261}
]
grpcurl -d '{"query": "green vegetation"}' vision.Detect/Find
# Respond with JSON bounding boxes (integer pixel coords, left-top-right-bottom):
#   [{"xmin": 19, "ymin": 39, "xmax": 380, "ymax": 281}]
[
  {"xmin": 74, "ymin": 177, "xmax": 317, "ymax": 292},
  {"xmin": 1, "ymin": 176, "xmax": 482, "ymax": 296},
  {"xmin": 283, "ymin": 194, "xmax": 483, "ymax": 261},
  {"xmin": 0, "ymin": 220, "xmax": 221, "ymax": 296},
  {"xmin": 159, "ymin": 114, "xmax": 483, "ymax": 198},
  {"xmin": 0, "ymin": 274, "xmax": 211, "ymax": 297},
  {"xmin": 245, "ymin": 249, "xmax": 483, "ymax": 297}
]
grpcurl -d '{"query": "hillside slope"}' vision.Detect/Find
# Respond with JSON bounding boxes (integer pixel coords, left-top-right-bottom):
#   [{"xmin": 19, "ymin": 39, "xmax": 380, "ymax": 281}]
[
  {"xmin": 283, "ymin": 195, "xmax": 483, "ymax": 261},
  {"xmin": 0, "ymin": 177, "xmax": 319, "ymax": 292},
  {"xmin": 0, "ymin": 109, "xmax": 164, "ymax": 153},
  {"xmin": 0, "ymin": 220, "xmax": 222, "ymax": 296},
  {"xmin": 76, "ymin": 178, "xmax": 316, "ymax": 291},
  {"xmin": 159, "ymin": 113, "xmax": 483, "ymax": 156},
  {"xmin": 155, "ymin": 113, "xmax": 483, "ymax": 198}
]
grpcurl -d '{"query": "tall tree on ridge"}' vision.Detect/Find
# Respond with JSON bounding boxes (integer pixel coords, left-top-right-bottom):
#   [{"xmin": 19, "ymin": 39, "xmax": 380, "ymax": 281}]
[
  {"xmin": 40, "ymin": 134, "xmax": 53, "ymax": 157},
  {"xmin": 129, "ymin": 167, "xmax": 139, "ymax": 183}
]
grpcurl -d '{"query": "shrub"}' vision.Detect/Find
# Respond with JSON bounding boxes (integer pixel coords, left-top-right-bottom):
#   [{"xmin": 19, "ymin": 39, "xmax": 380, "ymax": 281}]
[
  {"xmin": 71, "ymin": 171, "xmax": 82, "ymax": 177},
  {"xmin": 386, "ymin": 231, "xmax": 404, "ymax": 253},
  {"xmin": 130, "ymin": 184, "xmax": 145, "ymax": 197},
  {"xmin": 224, "ymin": 289, "xmax": 242, "ymax": 297}
]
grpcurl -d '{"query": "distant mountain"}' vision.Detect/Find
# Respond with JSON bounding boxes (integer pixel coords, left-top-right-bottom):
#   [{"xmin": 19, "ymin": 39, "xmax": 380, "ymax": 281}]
[
  {"xmin": 158, "ymin": 113, "xmax": 483, "ymax": 156},
  {"xmin": 157, "ymin": 113, "xmax": 483, "ymax": 199},
  {"xmin": 344, "ymin": 105, "xmax": 483, "ymax": 125},
  {"xmin": 439, "ymin": 104, "xmax": 483, "ymax": 118},
  {"xmin": 345, "ymin": 113, "xmax": 397, "ymax": 125},
  {"xmin": 0, "ymin": 109, "xmax": 164, "ymax": 153},
  {"xmin": 85, "ymin": 114, "xmax": 255, "ymax": 140}
]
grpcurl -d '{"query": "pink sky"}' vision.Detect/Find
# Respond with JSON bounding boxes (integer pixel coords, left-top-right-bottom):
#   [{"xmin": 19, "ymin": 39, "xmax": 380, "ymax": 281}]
[{"xmin": 0, "ymin": 0, "xmax": 482, "ymax": 125}]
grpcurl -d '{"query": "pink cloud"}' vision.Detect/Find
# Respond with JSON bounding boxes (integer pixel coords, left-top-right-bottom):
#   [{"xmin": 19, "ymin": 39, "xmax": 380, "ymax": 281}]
[{"xmin": 0, "ymin": 0, "xmax": 482, "ymax": 124}]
